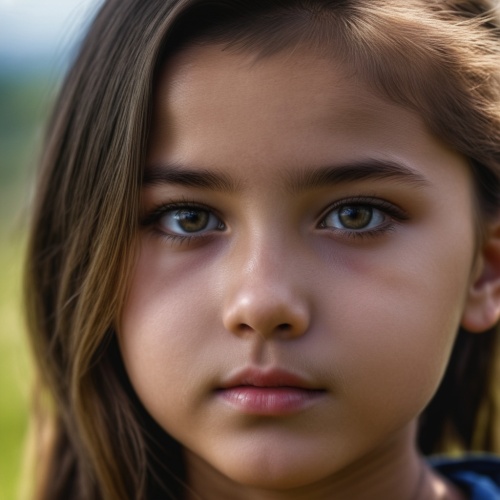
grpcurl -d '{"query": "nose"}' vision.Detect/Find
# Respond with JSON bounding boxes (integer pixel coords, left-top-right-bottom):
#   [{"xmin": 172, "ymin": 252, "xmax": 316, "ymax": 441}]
[{"xmin": 222, "ymin": 246, "xmax": 311, "ymax": 340}]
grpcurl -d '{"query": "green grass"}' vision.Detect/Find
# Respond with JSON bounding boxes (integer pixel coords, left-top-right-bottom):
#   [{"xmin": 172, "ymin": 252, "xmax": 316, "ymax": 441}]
[
  {"xmin": 0, "ymin": 70, "xmax": 57, "ymax": 500},
  {"xmin": 0, "ymin": 217, "xmax": 30, "ymax": 500}
]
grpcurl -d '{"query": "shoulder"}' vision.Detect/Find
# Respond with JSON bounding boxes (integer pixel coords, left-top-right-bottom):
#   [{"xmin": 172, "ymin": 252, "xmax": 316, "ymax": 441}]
[{"xmin": 429, "ymin": 456, "xmax": 500, "ymax": 500}]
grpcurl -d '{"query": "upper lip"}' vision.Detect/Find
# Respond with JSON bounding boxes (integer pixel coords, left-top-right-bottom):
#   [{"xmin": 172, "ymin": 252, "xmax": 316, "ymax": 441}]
[{"xmin": 219, "ymin": 367, "xmax": 320, "ymax": 390}]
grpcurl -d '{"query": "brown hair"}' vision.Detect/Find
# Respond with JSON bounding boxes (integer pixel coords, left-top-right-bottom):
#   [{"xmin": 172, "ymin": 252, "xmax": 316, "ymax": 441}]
[{"xmin": 24, "ymin": 0, "xmax": 500, "ymax": 498}]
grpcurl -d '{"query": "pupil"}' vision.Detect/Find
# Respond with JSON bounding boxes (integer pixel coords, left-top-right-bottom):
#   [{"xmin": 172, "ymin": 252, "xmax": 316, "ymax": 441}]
[
  {"xmin": 339, "ymin": 206, "xmax": 372, "ymax": 229},
  {"xmin": 175, "ymin": 210, "xmax": 209, "ymax": 232}
]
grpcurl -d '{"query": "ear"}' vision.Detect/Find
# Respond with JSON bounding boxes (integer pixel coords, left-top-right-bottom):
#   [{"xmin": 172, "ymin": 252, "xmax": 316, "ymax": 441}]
[{"xmin": 461, "ymin": 221, "xmax": 500, "ymax": 333}]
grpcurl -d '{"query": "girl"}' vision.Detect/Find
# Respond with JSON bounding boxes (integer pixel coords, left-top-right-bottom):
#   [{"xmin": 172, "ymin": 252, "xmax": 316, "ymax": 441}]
[{"xmin": 24, "ymin": 0, "xmax": 500, "ymax": 499}]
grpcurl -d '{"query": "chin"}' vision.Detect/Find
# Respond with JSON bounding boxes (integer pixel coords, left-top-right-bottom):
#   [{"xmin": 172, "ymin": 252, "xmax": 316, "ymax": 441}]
[
  {"xmin": 225, "ymin": 469, "xmax": 323, "ymax": 491},
  {"xmin": 205, "ymin": 450, "xmax": 336, "ymax": 491}
]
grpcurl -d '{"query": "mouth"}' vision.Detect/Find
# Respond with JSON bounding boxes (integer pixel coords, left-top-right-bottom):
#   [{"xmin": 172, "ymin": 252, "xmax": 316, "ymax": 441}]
[{"xmin": 216, "ymin": 367, "xmax": 327, "ymax": 416}]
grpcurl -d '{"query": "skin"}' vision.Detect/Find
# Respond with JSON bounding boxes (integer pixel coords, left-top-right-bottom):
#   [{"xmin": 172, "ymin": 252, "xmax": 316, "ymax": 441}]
[{"xmin": 117, "ymin": 44, "xmax": 485, "ymax": 499}]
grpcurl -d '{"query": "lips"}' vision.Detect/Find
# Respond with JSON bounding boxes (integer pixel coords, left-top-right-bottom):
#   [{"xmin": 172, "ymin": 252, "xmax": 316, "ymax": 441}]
[{"xmin": 217, "ymin": 367, "xmax": 326, "ymax": 416}]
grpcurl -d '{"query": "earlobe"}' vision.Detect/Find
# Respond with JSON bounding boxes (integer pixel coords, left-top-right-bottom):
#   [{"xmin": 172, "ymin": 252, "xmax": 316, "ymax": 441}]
[{"xmin": 461, "ymin": 222, "xmax": 500, "ymax": 333}]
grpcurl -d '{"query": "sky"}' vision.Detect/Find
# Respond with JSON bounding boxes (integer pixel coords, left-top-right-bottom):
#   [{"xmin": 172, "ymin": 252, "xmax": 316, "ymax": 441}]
[{"xmin": 0, "ymin": 0, "xmax": 103, "ymax": 66}]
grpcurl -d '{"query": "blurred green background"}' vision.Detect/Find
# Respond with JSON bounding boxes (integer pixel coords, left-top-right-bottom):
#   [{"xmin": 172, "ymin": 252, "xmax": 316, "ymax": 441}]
[
  {"xmin": 1, "ymin": 2, "xmax": 101, "ymax": 498},
  {"xmin": 0, "ymin": 64, "xmax": 59, "ymax": 500}
]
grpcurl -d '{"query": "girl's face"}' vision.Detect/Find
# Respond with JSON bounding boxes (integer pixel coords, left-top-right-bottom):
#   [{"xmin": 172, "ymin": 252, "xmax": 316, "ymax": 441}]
[{"xmin": 119, "ymin": 44, "xmax": 478, "ymax": 494}]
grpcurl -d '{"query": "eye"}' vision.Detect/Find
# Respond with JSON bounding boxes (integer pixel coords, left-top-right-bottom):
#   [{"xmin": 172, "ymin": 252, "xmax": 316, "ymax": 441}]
[
  {"xmin": 321, "ymin": 204, "xmax": 386, "ymax": 231},
  {"xmin": 159, "ymin": 207, "xmax": 224, "ymax": 236}
]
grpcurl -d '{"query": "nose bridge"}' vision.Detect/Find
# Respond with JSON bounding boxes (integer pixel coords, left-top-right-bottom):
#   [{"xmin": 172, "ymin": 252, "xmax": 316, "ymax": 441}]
[{"xmin": 222, "ymin": 227, "xmax": 310, "ymax": 339}]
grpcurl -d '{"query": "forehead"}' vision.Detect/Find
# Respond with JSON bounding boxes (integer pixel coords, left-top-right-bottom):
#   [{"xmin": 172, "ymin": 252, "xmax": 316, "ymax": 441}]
[
  {"xmin": 148, "ymin": 43, "xmax": 469, "ymax": 193},
  {"xmin": 155, "ymin": 43, "xmax": 418, "ymax": 126}
]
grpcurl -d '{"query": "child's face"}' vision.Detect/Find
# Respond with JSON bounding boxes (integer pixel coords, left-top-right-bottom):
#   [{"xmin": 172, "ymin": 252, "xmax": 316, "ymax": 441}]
[{"xmin": 119, "ymin": 44, "xmax": 478, "ymax": 490}]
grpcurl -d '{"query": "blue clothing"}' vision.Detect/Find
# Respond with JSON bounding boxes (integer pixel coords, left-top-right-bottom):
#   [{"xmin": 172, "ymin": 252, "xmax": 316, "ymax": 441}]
[{"xmin": 430, "ymin": 456, "xmax": 500, "ymax": 499}]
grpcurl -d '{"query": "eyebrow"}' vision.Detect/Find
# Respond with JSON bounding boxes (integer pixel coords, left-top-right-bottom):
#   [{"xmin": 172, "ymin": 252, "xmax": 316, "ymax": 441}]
[
  {"xmin": 287, "ymin": 159, "xmax": 430, "ymax": 194},
  {"xmin": 142, "ymin": 159, "xmax": 430, "ymax": 193},
  {"xmin": 143, "ymin": 163, "xmax": 238, "ymax": 191}
]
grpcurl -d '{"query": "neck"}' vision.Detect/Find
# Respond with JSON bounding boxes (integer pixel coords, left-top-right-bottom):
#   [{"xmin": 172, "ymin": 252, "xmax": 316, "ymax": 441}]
[{"xmin": 183, "ymin": 423, "xmax": 465, "ymax": 500}]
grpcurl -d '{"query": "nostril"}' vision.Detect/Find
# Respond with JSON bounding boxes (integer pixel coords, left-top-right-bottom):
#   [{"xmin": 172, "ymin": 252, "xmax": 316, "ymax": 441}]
[{"xmin": 277, "ymin": 323, "xmax": 292, "ymax": 331}]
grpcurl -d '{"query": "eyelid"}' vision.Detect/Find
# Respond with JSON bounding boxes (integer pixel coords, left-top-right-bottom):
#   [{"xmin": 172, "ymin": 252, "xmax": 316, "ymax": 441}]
[
  {"xmin": 140, "ymin": 200, "xmax": 226, "ymax": 240},
  {"xmin": 317, "ymin": 196, "xmax": 409, "ymax": 224},
  {"xmin": 141, "ymin": 200, "xmax": 223, "ymax": 226},
  {"xmin": 316, "ymin": 196, "xmax": 410, "ymax": 240}
]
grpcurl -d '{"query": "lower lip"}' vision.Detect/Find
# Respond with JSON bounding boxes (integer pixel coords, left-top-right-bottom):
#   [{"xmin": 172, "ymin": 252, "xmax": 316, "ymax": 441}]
[{"xmin": 217, "ymin": 387, "xmax": 325, "ymax": 416}]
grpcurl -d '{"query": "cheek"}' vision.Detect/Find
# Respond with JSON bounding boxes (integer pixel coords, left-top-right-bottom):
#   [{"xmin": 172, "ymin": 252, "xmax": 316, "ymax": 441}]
[
  {"xmin": 117, "ymin": 241, "xmax": 223, "ymax": 418},
  {"xmin": 319, "ymin": 232, "xmax": 474, "ymax": 425}
]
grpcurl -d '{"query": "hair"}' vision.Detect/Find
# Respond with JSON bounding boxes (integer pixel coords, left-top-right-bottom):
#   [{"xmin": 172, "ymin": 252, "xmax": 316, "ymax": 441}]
[{"xmin": 24, "ymin": 0, "xmax": 500, "ymax": 498}]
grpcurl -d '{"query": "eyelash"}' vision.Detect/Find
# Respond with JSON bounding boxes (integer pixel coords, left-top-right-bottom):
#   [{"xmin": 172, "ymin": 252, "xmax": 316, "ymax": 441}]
[
  {"xmin": 140, "ymin": 200, "xmax": 225, "ymax": 244},
  {"xmin": 318, "ymin": 196, "xmax": 409, "ymax": 240},
  {"xmin": 140, "ymin": 196, "xmax": 408, "ymax": 244}
]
